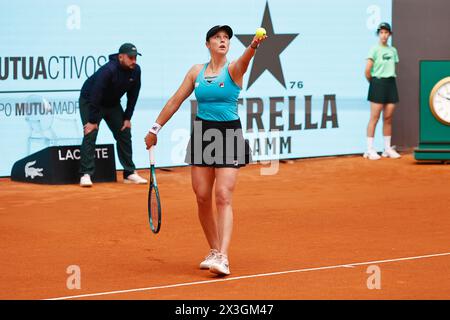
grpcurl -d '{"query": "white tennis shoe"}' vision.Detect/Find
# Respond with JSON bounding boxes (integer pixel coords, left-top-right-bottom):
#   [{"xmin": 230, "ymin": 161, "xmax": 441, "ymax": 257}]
[
  {"xmin": 363, "ymin": 149, "xmax": 381, "ymax": 160},
  {"xmin": 124, "ymin": 172, "xmax": 147, "ymax": 184},
  {"xmin": 199, "ymin": 249, "xmax": 219, "ymax": 269},
  {"xmin": 209, "ymin": 253, "xmax": 231, "ymax": 276},
  {"xmin": 80, "ymin": 174, "xmax": 93, "ymax": 187},
  {"xmin": 382, "ymin": 147, "xmax": 401, "ymax": 159}
]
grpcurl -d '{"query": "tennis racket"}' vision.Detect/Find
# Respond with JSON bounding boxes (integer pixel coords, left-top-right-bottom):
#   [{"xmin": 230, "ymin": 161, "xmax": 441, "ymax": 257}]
[{"xmin": 147, "ymin": 146, "xmax": 161, "ymax": 234}]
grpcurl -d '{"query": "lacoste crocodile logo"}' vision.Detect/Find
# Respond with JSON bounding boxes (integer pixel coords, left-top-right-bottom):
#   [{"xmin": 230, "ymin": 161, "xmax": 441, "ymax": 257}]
[{"xmin": 25, "ymin": 161, "xmax": 43, "ymax": 179}]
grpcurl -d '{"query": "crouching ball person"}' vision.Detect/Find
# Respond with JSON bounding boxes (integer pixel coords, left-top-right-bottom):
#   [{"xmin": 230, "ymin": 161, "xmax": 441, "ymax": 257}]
[
  {"xmin": 145, "ymin": 25, "xmax": 267, "ymax": 275},
  {"xmin": 79, "ymin": 43, "xmax": 147, "ymax": 186}
]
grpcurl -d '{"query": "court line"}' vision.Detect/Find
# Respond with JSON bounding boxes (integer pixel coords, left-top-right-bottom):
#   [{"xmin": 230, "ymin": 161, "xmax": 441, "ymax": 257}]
[{"xmin": 46, "ymin": 251, "xmax": 450, "ymax": 300}]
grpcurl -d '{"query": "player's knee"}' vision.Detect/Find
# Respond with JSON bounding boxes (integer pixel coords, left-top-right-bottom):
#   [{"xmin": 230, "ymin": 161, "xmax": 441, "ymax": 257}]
[
  {"xmin": 383, "ymin": 114, "xmax": 393, "ymax": 123},
  {"xmin": 195, "ymin": 191, "xmax": 212, "ymax": 206},
  {"xmin": 215, "ymin": 189, "xmax": 232, "ymax": 207},
  {"xmin": 115, "ymin": 130, "xmax": 131, "ymax": 142},
  {"xmin": 120, "ymin": 129, "xmax": 131, "ymax": 139},
  {"xmin": 84, "ymin": 130, "xmax": 98, "ymax": 139},
  {"xmin": 370, "ymin": 114, "xmax": 381, "ymax": 123}
]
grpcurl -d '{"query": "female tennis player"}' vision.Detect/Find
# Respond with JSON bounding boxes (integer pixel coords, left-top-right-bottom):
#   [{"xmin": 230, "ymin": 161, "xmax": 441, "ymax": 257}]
[
  {"xmin": 145, "ymin": 25, "xmax": 267, "ymax": 275},
  {"xmin": 364, "ymin": 22, "xmax": 401, "ymax": 160}
]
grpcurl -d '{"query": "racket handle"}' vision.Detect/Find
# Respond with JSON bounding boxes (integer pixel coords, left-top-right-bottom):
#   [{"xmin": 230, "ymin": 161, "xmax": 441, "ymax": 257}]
[{"xmin": 149, "ymin": 146, "xmax": 155, "ymax": 165}]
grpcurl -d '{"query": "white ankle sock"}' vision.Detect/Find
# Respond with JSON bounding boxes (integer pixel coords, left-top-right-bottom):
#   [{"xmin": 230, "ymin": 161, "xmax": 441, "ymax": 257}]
[
  {"xmin": 367, "ymin": 137, "xmax": 374, "ymax": 150},
  {"xmin": 384, "ymin": 136, "xmax": 391, "ymax": 150}
]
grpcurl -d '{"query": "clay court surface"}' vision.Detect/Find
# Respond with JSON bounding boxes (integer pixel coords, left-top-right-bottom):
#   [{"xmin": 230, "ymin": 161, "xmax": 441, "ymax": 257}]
[{"xmin": 0, "ymin": 153, "xmax": 449, "ymax": 300}]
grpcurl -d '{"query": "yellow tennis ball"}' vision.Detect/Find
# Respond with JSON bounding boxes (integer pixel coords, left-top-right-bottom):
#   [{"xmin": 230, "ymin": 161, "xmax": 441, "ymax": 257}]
[{"xmin": 255, "ymin": 27, "xmax": 266, "ymax": 38}]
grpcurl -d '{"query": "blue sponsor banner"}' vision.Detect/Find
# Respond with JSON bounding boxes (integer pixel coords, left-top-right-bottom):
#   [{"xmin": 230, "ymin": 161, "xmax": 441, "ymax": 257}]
[{"xmin": 0, "ymin": 0, "xmax": 392, "ymax": 176}]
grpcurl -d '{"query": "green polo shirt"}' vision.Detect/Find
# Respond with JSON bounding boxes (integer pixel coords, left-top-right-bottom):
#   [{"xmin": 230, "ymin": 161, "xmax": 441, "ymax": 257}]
[{"xmin": 368, "ymin": 44, "xmax": 399, "ymax": 78}]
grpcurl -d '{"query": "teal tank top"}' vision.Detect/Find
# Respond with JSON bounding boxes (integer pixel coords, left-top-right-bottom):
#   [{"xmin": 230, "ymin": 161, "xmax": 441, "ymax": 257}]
[{"xmin": 194, "ymin": 62, "xmax": 241, "ymax": 121}]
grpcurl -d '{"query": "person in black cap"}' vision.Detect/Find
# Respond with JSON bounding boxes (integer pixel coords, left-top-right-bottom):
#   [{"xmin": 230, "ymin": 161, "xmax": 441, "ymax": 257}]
[
  {"xmin": 78, "ymin": 43, "xmax": 147, "ymax": 187},
  {"xmin": 144, "ymin": 25, "xmax": 267, "ymax": 276},
  {"xmin": 364, "ymin": 22, "xmax": 401, "ymax": 160}
]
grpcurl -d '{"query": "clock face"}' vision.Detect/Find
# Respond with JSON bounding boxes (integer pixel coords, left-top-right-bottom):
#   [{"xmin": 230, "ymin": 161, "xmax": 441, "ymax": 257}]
[{"xmin": 430, "ymin": 77, "xmax": 450, "ymax": 125}]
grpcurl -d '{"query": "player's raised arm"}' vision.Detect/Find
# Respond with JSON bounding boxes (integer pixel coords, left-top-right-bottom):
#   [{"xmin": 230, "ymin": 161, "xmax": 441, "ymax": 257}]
[{"xmin": 229, "ymin": 28, "xmax": 268, "ymax": 84}]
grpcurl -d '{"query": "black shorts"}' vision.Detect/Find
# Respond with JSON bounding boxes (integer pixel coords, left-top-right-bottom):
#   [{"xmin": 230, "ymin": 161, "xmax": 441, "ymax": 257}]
[
  {"xmin": 185, "ymin": 117, "xmax": 252, "ymax": 168},
  {"xmin": 368, "ymin": 77, "xmax": 399, "ymax": 104}
]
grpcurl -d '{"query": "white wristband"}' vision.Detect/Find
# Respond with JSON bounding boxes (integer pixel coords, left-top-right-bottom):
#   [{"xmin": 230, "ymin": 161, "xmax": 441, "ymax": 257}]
[{"xmin": 149, "ymin": 122, "xmax": 162, "ymax": 135}]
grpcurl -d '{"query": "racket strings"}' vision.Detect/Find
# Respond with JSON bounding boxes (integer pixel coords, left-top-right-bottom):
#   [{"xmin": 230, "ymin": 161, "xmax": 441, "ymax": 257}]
[
  {"xmin": 148, "ymin": 160, "xmax": 161, "ymax": 234},
  {"xmin": 150, "ymin": 190, "xmax": 159, "ymax": 227}
]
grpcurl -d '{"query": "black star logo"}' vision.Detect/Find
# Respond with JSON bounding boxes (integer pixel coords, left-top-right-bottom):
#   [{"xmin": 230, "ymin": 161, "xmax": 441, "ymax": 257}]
[{"xmin": 236, "ymin": 1, "xmax": 299, "ymax": 90}]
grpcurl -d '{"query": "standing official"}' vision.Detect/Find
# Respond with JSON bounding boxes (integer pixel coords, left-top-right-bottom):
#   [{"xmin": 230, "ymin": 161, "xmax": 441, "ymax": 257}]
[{"xmin": 79, "ymin": 43, "xmax": 147, "ymax": 186}]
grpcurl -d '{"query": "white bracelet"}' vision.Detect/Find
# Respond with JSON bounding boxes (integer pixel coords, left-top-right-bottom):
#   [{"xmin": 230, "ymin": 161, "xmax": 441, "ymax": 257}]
[{"xmin": 149, "ymin": 122, "xmax": 162, "ymax": 135}]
